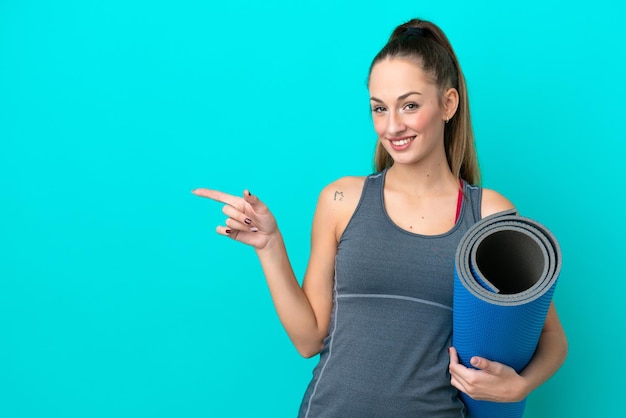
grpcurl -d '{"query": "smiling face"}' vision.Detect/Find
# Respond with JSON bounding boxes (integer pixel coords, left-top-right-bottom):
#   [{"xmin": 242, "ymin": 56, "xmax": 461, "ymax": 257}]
[{"xmin": 368, "ymin": 58, "xmax": 456, "ymax": 168}]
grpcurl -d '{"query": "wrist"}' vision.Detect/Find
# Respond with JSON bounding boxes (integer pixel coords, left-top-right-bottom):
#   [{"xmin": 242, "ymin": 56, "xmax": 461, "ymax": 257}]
[
  {"xmin": 255, "ymin": 229, "xmax": 284, "ymax": 253},
  {"xmin": 511, "ymin": 375, "xmax": 532, "ymax": 402}
]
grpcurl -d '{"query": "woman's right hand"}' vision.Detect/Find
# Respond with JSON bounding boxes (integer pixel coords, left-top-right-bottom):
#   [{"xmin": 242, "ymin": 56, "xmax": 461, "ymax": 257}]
[{"xmin": 192, "ymin": 188, "xmax": 278, "ymax": 250}]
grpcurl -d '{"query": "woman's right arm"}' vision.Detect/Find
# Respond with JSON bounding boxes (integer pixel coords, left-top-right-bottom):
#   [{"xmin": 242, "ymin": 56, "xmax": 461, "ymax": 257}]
[
  {"xmin": 193, "ymin": 180, "xmax": 358, "ymax": 357},
  {"xmin": 255, "ymin": 184, "xmax": 339, "ymax": 357}
]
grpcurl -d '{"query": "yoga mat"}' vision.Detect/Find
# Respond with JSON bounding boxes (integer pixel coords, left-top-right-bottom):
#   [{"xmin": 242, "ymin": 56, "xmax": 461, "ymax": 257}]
[{"xmin": 453, "ymin": 209, "xmax": 561, "ymax": 418}]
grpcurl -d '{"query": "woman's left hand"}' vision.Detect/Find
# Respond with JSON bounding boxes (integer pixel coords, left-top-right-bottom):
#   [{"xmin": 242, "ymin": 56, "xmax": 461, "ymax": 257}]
[{"xmin": 448, "ymin": 346, "xmax": 530, "ymax": 403}]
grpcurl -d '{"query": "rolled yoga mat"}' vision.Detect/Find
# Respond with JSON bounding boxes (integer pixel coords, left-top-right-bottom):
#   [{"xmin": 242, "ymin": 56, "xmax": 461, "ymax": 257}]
[{"xmin": 453, "ymin": 209, "xmax": 561, "ymax": 418}]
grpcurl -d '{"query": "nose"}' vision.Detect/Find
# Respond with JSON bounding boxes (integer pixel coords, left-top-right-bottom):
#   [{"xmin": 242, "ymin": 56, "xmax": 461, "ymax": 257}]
[{"xmin": 387, "ymin": 110, "xmax": 407, "ymax": 136}]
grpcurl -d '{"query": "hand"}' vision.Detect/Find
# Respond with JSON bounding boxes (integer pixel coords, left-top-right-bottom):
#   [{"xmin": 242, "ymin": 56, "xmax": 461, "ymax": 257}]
[
  {"xmin": 192, "ymin": 188, "xmax": 278, "ymax": 250},
  {"xmin": 448, "ymin": 346, "xmax": 529, "ymax": 403}
]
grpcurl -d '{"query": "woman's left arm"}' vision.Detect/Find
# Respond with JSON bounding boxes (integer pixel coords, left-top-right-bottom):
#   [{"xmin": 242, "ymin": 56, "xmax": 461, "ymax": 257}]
[
  {"xmin": 518, "ymin": 302, "xmax": 568, "ymax": 394},
  {"xmin": 449, "ymin": 302, "xmax": 568, "ymax": 402},
  {"xmin": 449, "ymin": 188, "xmax": 568, "ymax": 402}
]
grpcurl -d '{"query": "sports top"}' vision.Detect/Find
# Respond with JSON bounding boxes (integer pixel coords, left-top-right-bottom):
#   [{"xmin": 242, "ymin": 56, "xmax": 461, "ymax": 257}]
[{"xmin": 298, "ymin": 169, "xmax": 482, "ymax": 417}]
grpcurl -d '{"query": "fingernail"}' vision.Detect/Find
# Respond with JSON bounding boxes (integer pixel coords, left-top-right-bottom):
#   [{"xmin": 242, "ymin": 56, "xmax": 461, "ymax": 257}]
[
  {"xmin": 244, "ymin": 218, "xmax": 252, "ymax": 225},
  {"xmin": 250, "ymin": 227, "xmax": 258, "ymax": 232},
  {"xmin": 247, "ymin": 190, "xmax": 252, "ymax": 196},
  {"xmin": 225, "ymin": 229, "xmax": 232, "ymax": 234}
]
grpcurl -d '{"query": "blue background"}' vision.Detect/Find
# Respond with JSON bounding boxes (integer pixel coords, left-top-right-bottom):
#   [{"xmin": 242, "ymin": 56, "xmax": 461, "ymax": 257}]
[{"xmin": 1, "ymin": 0, "xmax": 624, "ymax": 416}]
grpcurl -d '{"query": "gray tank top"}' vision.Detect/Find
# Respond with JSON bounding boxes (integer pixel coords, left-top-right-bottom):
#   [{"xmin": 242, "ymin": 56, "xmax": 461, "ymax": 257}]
[{"xmin": 298, "ymin": 169, "xmax": 482, "ymax": 418}]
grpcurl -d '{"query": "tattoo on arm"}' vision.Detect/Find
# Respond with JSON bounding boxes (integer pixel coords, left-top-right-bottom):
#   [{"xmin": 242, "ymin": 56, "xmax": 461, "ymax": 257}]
[{"xmin": 334, "ymin": 191, "xmax": 344, "ymax": 201}]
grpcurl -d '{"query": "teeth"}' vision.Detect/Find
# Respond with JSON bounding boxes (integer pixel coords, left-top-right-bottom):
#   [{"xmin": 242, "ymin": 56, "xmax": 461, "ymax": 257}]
[{"xmin": 391, "ymin": 137, "xmax": 414, "ymax": 146}]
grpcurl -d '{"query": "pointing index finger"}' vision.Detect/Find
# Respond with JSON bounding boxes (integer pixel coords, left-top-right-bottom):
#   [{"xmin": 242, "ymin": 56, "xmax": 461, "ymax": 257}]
[{"xmin": 192, "ymin": 188, "xmax": 241, "ymax": 206}]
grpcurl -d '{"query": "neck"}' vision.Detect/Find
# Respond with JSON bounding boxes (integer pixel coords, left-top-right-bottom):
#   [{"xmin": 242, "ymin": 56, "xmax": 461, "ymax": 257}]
[{"xmin": 386, "ymin": 161, "xmax": 458, "ymax": 196}]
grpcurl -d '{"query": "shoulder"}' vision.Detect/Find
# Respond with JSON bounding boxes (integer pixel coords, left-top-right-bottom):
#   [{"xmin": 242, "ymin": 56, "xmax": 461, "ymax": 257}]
[
  {"xmin": 317, "ymin": 175, "xmax": 367, "ymax": 214},
  {"xmin": 319, "ymin": 175, "xmax": 367, "ymax": 201},
  {"xmin": 315, "ymin": 176, "xmax": 367, "ymax": 240},
  {"xmin": 480, "ymin": 188, "xmax": 516, "ymax": 218}
]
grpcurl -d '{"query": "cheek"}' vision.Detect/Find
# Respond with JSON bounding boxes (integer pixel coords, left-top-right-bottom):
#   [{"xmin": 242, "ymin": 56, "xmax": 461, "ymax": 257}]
[
  {"xmin": 410, "ymin": 109, "xmax": 440, "ymax": 132},
  {"xmin": 372, "ymin": 116, "xmax": 387, "ymax": 137},
  {"xmin": 409, "ymin": 112, "xmax": 430, "ymax": 130}
]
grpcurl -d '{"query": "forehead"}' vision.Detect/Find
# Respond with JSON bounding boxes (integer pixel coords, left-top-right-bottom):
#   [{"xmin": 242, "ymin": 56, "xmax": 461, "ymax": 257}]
[{"xmin": 368, "ymin": 58, "xmax": 436, "ymax": 98}]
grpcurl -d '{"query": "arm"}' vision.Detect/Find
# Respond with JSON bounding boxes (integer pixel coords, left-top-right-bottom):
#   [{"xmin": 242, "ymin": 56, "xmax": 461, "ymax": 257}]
[
  {"xmin": 448, "ymin": 189, "xmax": 568, "ymax": 401},
  {"xmin": 255, "ymin": 186, "xmax": 338, "ymax": 357},
  {"xmin": 193, "ymin": 181, "xmax": 353, "ymax": 358},
  {"xmin": 518, "ymin": 302, "xmax": 568, "ymax": 394}
]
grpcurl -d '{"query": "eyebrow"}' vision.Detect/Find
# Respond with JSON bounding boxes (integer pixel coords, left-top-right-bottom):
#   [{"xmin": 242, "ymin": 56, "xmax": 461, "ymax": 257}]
[{"xmin": 369, "ymin": 91, "xmax": 422, "ymax": 103}]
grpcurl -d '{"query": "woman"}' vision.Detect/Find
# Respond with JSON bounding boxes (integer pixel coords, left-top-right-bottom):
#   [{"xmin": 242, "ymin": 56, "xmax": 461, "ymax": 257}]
[{"xmin": 193, "ymin": 18, "xmax": 567, "ymax": 417}]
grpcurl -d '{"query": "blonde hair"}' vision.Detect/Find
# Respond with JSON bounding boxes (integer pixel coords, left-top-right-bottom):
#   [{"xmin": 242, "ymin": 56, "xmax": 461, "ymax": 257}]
[{"xmin": 369, "ymin": 19, "xmax": 480, "ymax": 185}]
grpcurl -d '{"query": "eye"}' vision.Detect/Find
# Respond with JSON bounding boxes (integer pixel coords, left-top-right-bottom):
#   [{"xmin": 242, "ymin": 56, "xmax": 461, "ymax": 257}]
[
  {"xmin": 372, "ymin": 106, "xmax": 386, "ymax": 113},
  {"xmin": 404, "ymin": 102, "xmax": 419, "ymax": 111}
]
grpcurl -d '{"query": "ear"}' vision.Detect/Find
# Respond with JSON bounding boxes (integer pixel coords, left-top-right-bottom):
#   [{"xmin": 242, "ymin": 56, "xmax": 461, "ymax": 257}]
[{"xmin": 442, "ymin": 87, "xmax": 459, "ymax": 121}]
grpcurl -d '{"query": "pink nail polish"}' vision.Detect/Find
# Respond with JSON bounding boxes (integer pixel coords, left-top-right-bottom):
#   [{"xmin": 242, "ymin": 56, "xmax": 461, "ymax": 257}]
[{"xmin": 250, "ymin": 227, "xmax": 258, "ymax": 232}]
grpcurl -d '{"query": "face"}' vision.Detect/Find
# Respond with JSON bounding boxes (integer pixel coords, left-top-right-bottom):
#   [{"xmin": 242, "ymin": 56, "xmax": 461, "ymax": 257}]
[{"xmin": 368, "ymin": 58, "xmax": 454, "ymax": 167}]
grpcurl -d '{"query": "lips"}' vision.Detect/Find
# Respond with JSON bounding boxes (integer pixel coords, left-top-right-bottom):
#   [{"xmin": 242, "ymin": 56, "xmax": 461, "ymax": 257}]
[{"xmin": 388, "ymin": 136, "xmax": 416, "ymax": 149}]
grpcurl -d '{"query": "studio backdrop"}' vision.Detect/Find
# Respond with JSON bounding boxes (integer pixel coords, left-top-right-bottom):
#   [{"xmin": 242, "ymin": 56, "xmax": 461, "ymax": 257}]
[{"xmin": 1, "ymin": 0, "xmax": 624, "ymax": 417}]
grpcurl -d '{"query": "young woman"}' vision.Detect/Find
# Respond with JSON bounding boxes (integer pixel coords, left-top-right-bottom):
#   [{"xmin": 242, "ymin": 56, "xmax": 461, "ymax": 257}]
[{"xmin": 193, "ymin": 18, "xmax": 567, "ymax": 417}]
